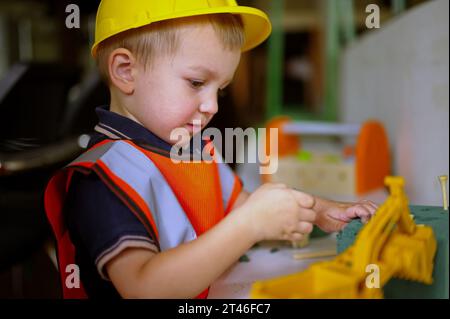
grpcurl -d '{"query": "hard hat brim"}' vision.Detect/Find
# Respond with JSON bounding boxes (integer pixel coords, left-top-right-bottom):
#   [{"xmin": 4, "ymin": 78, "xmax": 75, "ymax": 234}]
[{"xmin": 91, "ymin": 6, "xmax": 272, "ymax": 57}]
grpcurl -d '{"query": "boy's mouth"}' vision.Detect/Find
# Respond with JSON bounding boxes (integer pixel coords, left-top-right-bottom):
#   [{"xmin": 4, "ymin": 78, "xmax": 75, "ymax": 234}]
[
  {"xmin": 185, "ymin": 123, "xmax": 203, "ymax": 133},
  {"xmin": 185, "ymin": 120, "xmax": 205, "ymax": 132}
]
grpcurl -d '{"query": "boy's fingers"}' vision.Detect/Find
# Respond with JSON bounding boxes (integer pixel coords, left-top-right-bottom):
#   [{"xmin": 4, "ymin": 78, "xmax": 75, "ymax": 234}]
[
  {"xmin": 290, "ymin": 189, "xmax": 315, "ymax": 209},
  {"xmin": 361, "ymin": 216, "xmax": 370, "ymax": 224},
  {"xmin": 350, "ymin": 204, "xmax": 372, "ymax": 223},
  {"xmin": 365, "ymin": 204, "xmax": 377, "ymax": 217},
  {"xmin": 359, "ymin": 200, "xmax": 378, "ymax": 214},
  {"xmin": 297, "ymin": 221, "xmax": 314, "ymax": 234},
  {"xmin": 289, "ymin": 232, "xmax": 305, "ymax": 242},
  {"xmin": 297, "ymin": 208, "xmax": 316, "ymax": 223},
  {"xmin": 336, "ymin": 212, "xmax": 353, "ymax": 222},
  {"xmin": 324, "ymin": 218, "xmax": 348, "ymax": 232},
  {"xmin": 358, "ymin": 201, "xmax": 378, "ymax": 223},
  {"xmin": 339, "ymin": 204, "xmax": 371, "ymax": 222}
]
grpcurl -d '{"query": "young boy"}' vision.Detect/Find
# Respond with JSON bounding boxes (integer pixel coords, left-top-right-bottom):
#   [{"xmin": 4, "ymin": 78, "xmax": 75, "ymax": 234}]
[{"xmin": 45, "ymin": 0, "xmax": 377, "ymax": 299}]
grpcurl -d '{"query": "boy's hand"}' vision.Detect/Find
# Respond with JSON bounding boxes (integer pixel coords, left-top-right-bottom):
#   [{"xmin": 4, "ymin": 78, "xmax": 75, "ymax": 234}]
[
  {"xmin": 237, "ymin": 183, "xmax": 317, "ymax": 242},
  {"xmin": 314, "ymin": 199, "xmax": 378, "ymax": 233}
]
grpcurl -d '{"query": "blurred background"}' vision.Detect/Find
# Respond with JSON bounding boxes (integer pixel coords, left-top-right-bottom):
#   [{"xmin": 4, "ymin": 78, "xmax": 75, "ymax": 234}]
[{"xmin": 0, "ymin": 0, "xmax": 448, "ymax": 298}]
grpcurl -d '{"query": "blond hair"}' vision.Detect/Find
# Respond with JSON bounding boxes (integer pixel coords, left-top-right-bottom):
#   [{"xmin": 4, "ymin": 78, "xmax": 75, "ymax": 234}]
[{"xmin": 96, "ymin": 13, "xmax": 245, "ymax": 84}]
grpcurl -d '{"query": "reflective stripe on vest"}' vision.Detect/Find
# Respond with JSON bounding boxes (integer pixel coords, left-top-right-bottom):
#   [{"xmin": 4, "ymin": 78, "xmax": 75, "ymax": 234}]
[{"xmin": 71, "ymin": 140, "xmax": 198, "ymax": 251}]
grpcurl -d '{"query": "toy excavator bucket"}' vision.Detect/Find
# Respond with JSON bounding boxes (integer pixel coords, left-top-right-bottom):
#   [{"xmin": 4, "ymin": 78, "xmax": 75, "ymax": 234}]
[
  {"xmin": 381, "ymin": 226, "xmax": 436, "ymax": 284},
  {"xmin": 376, "ymin": 177, "xmax": 437, "ymax": 284},
  {"xmin": 251, "ymin": 263, "xmax": 362, "ymax": 299}
]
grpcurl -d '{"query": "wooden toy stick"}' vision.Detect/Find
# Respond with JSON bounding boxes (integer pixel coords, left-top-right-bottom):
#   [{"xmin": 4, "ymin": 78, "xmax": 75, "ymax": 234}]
[
  {"xmin": 439, "ymin": 175, "xmax": 448, "ymax": 211},
  {"xmin": 293, "ymin": 249, "xmax": 337, "ymax": 260}
]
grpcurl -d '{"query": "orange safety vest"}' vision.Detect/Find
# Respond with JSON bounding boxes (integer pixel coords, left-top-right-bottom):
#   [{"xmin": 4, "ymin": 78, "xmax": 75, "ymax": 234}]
[{"xmin": 44, "ymin": 139, "xmax": 242, "ymax": 299}]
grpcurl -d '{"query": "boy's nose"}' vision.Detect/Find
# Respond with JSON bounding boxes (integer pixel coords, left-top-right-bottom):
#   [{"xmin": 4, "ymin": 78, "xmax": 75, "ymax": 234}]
[{"xmin": 199, "ymin": 97, "xmax": 219, "ymax": 115}]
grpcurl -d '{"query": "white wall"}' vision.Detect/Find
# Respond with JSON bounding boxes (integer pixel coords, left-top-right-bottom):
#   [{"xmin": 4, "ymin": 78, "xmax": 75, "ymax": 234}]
[{"xmin": 340, "ymin": 0, "xmax": 449, "ymax": 205}]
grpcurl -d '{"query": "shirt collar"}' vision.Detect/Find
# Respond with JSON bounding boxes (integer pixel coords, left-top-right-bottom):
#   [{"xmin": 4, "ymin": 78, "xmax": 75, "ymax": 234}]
[{"xmin": 93, "ymin": 106, "xmax": 206, "ymax": 155}]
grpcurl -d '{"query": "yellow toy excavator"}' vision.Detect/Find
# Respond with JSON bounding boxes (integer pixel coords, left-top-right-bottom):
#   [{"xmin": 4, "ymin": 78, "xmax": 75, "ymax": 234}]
[{"xmin": 251, "ymin": 177, "xmax": 437, "ymax": 299}]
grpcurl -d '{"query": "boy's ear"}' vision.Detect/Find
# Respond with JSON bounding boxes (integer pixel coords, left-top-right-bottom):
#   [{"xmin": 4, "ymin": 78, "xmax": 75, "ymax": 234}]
[{"xmin": 108, "ymin": 48, "xmax": 137, "ymax": 95}]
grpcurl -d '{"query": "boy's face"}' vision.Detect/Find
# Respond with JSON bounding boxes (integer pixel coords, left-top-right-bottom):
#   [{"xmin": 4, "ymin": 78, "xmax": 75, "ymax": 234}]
[{"xmin": 130, "ymin": 23, "xmax": 242, "ymax": 145}]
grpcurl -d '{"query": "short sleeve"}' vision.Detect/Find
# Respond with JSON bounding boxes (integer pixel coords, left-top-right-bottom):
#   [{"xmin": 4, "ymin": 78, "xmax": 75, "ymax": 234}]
[{"xmin": 65, "ymin": 172, "xmax": 159, "ymax": 280}]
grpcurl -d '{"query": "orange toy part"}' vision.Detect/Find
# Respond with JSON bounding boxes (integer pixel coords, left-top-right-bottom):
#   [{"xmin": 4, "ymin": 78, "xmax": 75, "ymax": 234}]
[
  {"xmin": 356, "ymin": 121, "xmax": 391, "ymax": 195},
  {"xmin": 265, "ymin": 116, "xmax": 300, "ymax": 157},
  {"xmin": 262, "ymin": 116, "xmax": 300, "ymax": 183}
]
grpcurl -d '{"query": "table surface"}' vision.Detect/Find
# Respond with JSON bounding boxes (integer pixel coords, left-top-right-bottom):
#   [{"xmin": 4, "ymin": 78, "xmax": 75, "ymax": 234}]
[{"xmin": 208, "ymin": 234, "xmax": 338, "ymax": 299}]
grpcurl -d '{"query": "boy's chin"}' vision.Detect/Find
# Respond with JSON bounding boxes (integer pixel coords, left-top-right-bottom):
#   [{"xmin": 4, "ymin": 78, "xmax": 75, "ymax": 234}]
[
  {"xmin": 168, "ymin": 125, "xmax": 202, "ymax": 146},
  {"xmin": 168, "ymin": 134, "xmax": 192, "ymax": 147}
]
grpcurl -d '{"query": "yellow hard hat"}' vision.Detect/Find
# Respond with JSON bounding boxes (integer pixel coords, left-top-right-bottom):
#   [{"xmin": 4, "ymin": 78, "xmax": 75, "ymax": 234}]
[{"xmin": 91, "ymin": 0, "xmax": 272, "ymax": 57}]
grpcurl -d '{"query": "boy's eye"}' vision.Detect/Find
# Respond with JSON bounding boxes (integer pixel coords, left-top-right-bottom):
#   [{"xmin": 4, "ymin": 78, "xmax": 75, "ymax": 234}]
[{"xmin": 189, "ymin": 80, "xmax": 204, "ymax": 89}]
